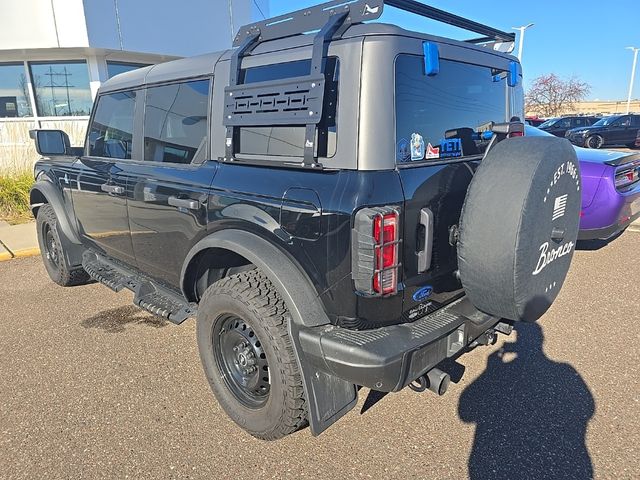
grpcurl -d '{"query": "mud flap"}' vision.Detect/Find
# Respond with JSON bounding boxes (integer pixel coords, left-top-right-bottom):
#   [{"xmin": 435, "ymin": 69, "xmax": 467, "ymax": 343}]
[{"xmin": 289, "ymin": 321, "xmax": 358, "ymax": 435}]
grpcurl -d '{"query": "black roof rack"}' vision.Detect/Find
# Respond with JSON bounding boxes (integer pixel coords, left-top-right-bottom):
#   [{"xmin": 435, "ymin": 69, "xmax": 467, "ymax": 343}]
[
  {"xmin": 223, "ymin": 0, "xmax": 515, "ymax": 168},
  {"xmin": 233, "ymin": 0, "xmax": 515, "ymax": 47}
]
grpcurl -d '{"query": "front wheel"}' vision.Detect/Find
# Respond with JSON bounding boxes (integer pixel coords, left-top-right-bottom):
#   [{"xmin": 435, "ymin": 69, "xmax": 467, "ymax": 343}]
[
  {"xmin": 586, "ymin": 135, "xmax": 603, "ymax": 149},
  {"xmin": 196, "ymin": 269, "xmax": 307, "ymax": 440},
  {"xmin": 36, "ymin": 204, "xmax": 90, "ymax": 286}
]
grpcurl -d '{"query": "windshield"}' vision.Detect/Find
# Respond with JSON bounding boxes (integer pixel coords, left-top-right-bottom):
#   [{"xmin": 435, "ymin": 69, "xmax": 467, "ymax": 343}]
[
  {"xmin": 395, "ymin": 55, "xmax": 522, "ymax": 163},
  {"xmin": 538, "ymin": 118, "xmax": 559, "ymax": 128},
  {"xmin": 592, "ymin": 116, "xmax": 620, "ymax": 127}
]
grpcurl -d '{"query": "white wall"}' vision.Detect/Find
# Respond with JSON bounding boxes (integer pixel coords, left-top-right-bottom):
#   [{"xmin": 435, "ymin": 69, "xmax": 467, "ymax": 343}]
[
  {"xmin": 83, "ymin": 0, "xmax": 270, "ymax": 57},
  {"xmin": 0, "ymin": 0, "xmax": 88, "ymax": 49},
  {"xmin": 0, "ymin": 0, "xmax": 269, "ymax": 56}
]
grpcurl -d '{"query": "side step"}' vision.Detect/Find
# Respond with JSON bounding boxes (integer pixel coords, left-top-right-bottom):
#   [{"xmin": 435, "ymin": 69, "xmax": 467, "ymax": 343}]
[{"xmin": 82, "ymin": 251, "xmax": 196, "ymax": 324}]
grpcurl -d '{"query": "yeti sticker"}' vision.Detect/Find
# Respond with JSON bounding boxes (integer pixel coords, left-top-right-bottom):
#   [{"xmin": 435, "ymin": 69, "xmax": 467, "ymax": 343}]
[{"xmin": 410, "ymin": 133, "xmax": 425, "ymax": 161}]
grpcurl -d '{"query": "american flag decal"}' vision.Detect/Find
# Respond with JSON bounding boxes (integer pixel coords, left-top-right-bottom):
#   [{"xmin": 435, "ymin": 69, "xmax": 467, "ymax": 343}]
[{"xmin": 552, "ymin": 194, "xmax": 568, "ymax": 221}]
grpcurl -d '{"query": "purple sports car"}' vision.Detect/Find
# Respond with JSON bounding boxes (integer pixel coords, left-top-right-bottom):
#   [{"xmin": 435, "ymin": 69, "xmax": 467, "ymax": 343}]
[{"xmin": 527, "ymin": 126, "xmax": 640, "ymax": 240}]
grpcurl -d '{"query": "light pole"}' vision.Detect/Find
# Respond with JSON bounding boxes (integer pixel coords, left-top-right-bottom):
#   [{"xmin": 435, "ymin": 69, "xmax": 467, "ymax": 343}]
[
  {"xmin": 512, "ymin": 23, "xmax": 534, "ymax": 62},
  {"xmin": 626, "ymin": 46, "xmax": 639, "ymax": 114}
]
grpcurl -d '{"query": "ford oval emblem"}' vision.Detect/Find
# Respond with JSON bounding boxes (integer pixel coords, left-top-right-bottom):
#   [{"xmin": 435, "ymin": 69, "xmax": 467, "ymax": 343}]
[{"xmin": 413, "ymin": 286, "xmax": 433, "ymax": 302}]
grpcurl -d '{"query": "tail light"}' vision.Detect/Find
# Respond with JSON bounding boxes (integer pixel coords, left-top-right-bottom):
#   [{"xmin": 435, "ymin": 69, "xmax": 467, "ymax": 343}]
[
  {"xmin": 615, "ymin": 162, "xmax": 640, "ymax": 191},
  {"xmin": 352, "ymin": 207, "xmax": 401, "ymax": 296}
]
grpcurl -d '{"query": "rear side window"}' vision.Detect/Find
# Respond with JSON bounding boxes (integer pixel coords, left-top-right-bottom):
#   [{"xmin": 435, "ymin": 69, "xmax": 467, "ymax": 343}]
[
  {"xmin": 237, "ymin": 58, "xmax": 338, "ymax": 158},
  {"xmin": 631, "ymin": 116, "xmax": 640, "ymax": 127},
  {"xmin": 88, "ymin": 91, "xmax": 136, "ymax": 159},
  {"xmin": 395, "ymin": 55, "xmax": 520, "ymax": 163},
  {"xmin": 143, "ymin": 79, "xmax": 210, "ymax": 164}
]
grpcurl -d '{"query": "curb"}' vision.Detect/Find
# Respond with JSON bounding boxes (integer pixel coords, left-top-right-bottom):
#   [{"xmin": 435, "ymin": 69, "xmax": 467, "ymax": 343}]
[{"xmin": 0, "ymin": 246, "xmax": 40, "ymax": 262}]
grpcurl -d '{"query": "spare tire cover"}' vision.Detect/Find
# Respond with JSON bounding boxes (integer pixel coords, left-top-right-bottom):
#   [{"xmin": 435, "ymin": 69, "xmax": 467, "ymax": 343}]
[{"xmin": 458, "ymin": 136, "xmax": 581, "ymax": 322}]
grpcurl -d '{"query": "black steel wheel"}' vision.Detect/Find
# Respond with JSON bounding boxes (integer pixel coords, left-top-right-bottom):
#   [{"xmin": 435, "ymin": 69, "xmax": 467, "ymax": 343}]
[
  {"xmin": 197, "ymin": 269, "xmax": 307, "ymax": 440},
  {"xmin": 42, "ymin": 222, "xmax": 60, "ymax": 271},
  {"xmin": 36, "ymin": 204, "xmax": 90, "ymax": 287},
  {"xmin": 586, "ymin": 135, "xmax": 603, "ymax": 149},
  {"xmin": 213, "ymin": 314, "xmax": 271, "ymax": 408}
]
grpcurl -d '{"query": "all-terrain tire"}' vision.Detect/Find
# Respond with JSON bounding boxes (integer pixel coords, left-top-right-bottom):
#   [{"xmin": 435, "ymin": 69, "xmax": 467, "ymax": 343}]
[
  {"xmin": 36, "ymin": 204, "xmax": 90, "ymax": 287},
  {"xmin": 196, "ymin": 269, "xmax": 308, "ymax": 440}
]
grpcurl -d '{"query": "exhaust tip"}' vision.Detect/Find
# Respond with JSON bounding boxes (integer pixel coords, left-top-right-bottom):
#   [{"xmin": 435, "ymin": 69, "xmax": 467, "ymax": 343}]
[{"xmin": 426, "ymin": 368, "xmax": 450, "ymax": 396}]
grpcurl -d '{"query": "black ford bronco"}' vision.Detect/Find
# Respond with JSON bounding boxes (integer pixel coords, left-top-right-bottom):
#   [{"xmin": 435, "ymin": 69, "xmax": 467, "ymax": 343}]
[{"xmin": 30, "ymin": 0, "xmax": 581, "ymax": 440}]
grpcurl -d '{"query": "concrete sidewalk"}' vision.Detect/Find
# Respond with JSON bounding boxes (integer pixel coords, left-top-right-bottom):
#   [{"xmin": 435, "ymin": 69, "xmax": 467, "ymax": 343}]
[{"xmin": 0, "ymin": 221, "xmax": 39, "ymax": 261}]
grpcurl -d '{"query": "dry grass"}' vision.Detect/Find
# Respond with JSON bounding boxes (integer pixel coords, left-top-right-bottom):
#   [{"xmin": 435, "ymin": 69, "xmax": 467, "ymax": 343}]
[
  {"xmin": 0, "ymin": 120, "xmax": 86, "ymax": 223},
  {"xmin": 0, "ymin": 169, "xmax": 33, "ymax": 224}
]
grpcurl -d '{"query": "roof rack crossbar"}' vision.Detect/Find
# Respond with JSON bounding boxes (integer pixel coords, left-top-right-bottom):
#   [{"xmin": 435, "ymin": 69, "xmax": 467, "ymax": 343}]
[{"xmin": 385, "ymin": 0, "xmax": 514, "ymax": 42}]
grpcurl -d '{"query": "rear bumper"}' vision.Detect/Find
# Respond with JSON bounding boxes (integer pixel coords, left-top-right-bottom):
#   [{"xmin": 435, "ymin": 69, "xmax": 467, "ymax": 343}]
[
  {"xmin": 299, "ymin": 297, "xmax": 500, "ymax": 392},
  {"xmin": 579, "ymin": 208, "xmax": 640, "ymax": 240}
]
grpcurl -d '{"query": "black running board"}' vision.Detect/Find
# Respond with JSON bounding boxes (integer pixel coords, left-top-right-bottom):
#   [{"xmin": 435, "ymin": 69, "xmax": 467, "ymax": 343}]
[{"xmin": 82, "ymin": 250, "xmax": 196, "ymax": 324}]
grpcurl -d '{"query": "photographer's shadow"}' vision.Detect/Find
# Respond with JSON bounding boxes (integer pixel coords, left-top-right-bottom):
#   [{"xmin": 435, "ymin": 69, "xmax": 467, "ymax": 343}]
[{"xmin": 459, "ymin": 322, "xmax": 594, "ymax": 479}]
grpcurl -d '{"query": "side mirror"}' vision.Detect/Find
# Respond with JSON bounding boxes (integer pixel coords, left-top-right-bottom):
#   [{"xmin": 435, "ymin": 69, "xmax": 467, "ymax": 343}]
[{"xmin": 30, "ymin": 129, "xmax": 71, "ymax": 156}]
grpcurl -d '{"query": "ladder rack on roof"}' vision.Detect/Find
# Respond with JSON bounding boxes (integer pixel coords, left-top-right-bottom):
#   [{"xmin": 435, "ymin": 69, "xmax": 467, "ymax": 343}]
[{"xmin": 223, "ymin": 0, "xmax": 516, "ymax": 168}]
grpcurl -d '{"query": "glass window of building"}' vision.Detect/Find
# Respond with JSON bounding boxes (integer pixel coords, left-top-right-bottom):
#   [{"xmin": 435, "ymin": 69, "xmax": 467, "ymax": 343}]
[
  {"xmin": 0, "ymin": 63, "xmax": 33, "ymax": 117},
  {"xmin": 29, "ymin": 61, "xmax": 92, "ymax": 117},
  {"xmin": 106, "ymin": 61, "xmax": 149, "ymax": 79}
]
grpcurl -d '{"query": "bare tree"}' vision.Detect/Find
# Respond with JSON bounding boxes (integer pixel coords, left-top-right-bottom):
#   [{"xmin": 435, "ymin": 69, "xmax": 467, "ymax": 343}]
[{"xmin": 525, "ymin": 74, "xmax": 591, "ymax": 117}]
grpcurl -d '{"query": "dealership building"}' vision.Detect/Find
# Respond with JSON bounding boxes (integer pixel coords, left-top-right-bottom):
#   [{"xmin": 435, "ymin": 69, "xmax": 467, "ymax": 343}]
[{"xmin": 0, "ymin": 0, "xmax": 268, "ymax": 167}]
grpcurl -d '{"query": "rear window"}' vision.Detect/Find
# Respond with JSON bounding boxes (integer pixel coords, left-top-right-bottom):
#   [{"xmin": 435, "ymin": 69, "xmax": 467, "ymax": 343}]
[
  {"xmin": 237, "ymin": 58, "xmax": 338, "ymax": 158},
  {"xmin": 143, "ymin": 79, "xmax": 210, "ymax": 164},
  {"xmin": 395, "ymin": 55, "xmax": 522, "ymax": 163}
]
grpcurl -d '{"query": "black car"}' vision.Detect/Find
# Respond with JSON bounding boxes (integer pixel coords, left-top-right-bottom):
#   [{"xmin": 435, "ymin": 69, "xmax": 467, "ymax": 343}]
[
  {"xmin": 566, "ymin": 114, "xmax": 640, "ymax": 149},
  {"xmin": 27, "ymin": 0, "xmax": 581, "ymax": 440},
  {"xmin": 538, "ymin": 116, "xmax": 599, "ymax": 137}
]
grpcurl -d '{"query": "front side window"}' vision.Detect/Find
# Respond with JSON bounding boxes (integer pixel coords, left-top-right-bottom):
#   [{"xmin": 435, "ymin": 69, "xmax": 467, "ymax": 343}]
[
  {"xmin": 29, "ymin": 61, "xmax": 92, "ymax": 116},
  {"xmin": 238, "ymin": 58, "xmax": 339, "ymax": 158},
  {"xmin": 87, "ymin": 91, "xmax": 136, "ymax": 159},
  {"xmin": 107, "ymin": 62, "xmax": 149, "ymax": 79},
  {"xmin": 143, "ymin": 79, "xmax": 210, "ymax": 164},
  {"xmin": 631, "ymin": 116, "xmax": 640, "ymax": 127},
  {"xmin": 0, "ymin": 63, "xmax": 32, "ymax": 117},
  {"xmin": 395, "ymin": 55, "xmax": 519, "ymax": 163}
]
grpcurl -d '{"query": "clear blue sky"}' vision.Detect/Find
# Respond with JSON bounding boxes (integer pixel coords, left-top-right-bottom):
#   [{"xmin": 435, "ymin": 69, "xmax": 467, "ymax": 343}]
[{"xmin": 267, "ymin": 0, "xmax": 639, "ymax": 101}]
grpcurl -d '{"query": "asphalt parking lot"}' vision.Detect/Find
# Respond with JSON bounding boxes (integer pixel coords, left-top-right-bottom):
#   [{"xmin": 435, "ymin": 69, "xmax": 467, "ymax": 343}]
[{"xmin": 1, "ymin": 232, "xmax": 638, "ymax": 479}]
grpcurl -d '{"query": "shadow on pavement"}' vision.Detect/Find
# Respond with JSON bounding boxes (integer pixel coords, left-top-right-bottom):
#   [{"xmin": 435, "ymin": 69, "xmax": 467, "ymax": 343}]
[
  {"xmin": 459, "ymin": 322, "xmax": 595, "ymax": 479},
  {"xmin": 81, "ymin": 305, "xmax": 169, "ymax": 333}
]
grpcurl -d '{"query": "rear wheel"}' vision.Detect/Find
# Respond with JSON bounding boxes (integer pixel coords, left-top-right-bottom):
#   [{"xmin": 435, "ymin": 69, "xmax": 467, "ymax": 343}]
[
  {"xmin": 586, "ymin": 135, "xmax": 603, "ymax": 149},
  {"xmin": 626, "ymin": 142, "xmax": 638, "ymax": 149},
  {"xmin": 36, "ymin": 204, "xmax": 90, "ymax": 286},
  {"xmin": 196, "ymin": 269, "xmax": 307, "ymax": 440}
]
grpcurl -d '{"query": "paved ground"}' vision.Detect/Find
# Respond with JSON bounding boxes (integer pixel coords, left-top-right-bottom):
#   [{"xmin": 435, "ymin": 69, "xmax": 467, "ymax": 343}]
[{"xmin": 0, "ymin": 232, "xmax": 638, "ymax": 480}]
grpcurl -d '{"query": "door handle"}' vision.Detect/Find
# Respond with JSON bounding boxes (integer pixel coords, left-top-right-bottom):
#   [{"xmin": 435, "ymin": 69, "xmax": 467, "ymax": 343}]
[
  {"xmin": 168, "ymin": 196, "xmax": 200, "ymax": 210},
  {"xmin": 417, "ymin": 208, "xmax": 434, "ymax": 274},
  {"xmin": 101, "ymin": 183, "xmax": 124, "ymax": 195}
]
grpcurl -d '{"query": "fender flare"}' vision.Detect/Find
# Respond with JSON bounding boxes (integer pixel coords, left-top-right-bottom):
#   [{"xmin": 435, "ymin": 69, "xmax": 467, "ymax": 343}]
[
  {"xmin": 30, "ymin": 180, "xmax": 82, "ymax": 245},
  {"xmin": 181, "ymin": 229, "xmax": 329, "ymax": 328},
  {"xmin": 181, "ymin": 229, "xmax": 358, "ymax": 435}
]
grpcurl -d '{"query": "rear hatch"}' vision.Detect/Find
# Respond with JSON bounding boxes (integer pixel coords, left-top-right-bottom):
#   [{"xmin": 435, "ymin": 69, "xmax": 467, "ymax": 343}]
[{"xmin": 394, "ymin": 50, "xmax": 524, "ymax": 320}]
